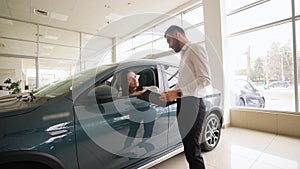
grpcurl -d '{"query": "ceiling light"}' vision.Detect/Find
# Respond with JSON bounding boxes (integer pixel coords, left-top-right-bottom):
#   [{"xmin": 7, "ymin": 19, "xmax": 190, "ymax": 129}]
[
  {"xmin": 33, "ymin": 8, "xmax": 49, "ymax": 17},
  {"xmin": 105, "ymin": 13, "xmax": 124, "ymax": 22},
  {"xmin": 50, "ymin": 12, "xmax": 69, "ymax": 21}
]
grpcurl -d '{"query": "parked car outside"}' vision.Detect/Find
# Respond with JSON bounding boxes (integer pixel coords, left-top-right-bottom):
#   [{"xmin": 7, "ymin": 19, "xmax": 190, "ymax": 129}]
[
  {"xmin": 269, "ymin": 81, "xmax": 289, "ymax": 88},
  {"xmin": 0, "ymin": 60, "xmax": 223, "ymax": 169},
  {"xmin": 232, "ymin": 79, "xmax": 265, "ymax": 108}
]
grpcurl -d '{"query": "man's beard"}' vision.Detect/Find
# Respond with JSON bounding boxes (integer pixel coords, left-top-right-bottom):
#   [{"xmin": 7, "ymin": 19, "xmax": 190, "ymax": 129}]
[{"xmin": 173, "ymin": 39, "xmax": 181, "ymax": 53}]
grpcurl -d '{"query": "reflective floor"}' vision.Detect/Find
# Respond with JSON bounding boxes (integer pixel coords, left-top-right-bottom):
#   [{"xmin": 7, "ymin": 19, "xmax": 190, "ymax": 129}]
[{"xmin": 151, "ymin": 127, "xmax": 300, "ymax": 169}]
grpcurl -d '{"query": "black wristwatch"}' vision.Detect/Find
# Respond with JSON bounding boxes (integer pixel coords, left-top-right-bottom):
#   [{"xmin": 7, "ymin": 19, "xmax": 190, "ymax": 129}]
[{"xmin": 177, "ymin": 89, "xmax": 182, "ymax": 97}]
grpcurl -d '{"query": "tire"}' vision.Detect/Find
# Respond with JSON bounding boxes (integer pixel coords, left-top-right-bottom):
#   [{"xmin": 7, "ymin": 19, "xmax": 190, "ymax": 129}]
[
  {"xmin": 201, "ymin": 113, "xmax": 221, "ymax": 151},
  {"xmin": 259, "ymin": 98, "xmax": 265, "ymax": 108}
]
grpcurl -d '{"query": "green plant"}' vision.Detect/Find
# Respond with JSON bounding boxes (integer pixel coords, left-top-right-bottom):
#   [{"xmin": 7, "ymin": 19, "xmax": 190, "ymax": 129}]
[{"xmin": 4, "ymin": 78, "xmax": 22, "ymax": 94}]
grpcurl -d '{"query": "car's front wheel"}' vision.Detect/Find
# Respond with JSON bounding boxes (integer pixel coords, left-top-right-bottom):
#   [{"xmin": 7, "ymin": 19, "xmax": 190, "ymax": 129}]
[
  {"xmin": 259, "ymin": 98, "xmax": 265, "ymax": 108},
  {"xmin": 201, "ymin": 113, "xmax": 221, "ymax": 151}
]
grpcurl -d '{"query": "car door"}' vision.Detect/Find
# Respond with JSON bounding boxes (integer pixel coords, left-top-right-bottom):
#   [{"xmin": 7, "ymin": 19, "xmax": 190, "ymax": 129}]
[
  {"xmin": 160, "ymin": 65, "xmax": 182, "ymax": 147},
  {"xmin": 74, "ymin": 65, "xmax": 169, "ymax": 169}
]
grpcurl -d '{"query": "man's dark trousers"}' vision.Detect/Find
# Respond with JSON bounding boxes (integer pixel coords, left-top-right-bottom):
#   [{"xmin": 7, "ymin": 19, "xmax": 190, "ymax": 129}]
[{"xmin": 177, "ymin": 96, "xmax": 206, "ymax": 169}]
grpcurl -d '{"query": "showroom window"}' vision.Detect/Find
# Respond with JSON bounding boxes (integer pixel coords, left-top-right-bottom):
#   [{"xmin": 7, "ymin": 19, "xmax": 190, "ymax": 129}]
[
  {"xmin": 182, "ymin": 6, "xmax": 203, "ymax": 28},
  {"xmin": 0, "ymin": 17, "xmax": 112, "ymax": 93},
  {"xmin": 225, "ymin": 0, "xmax": 299, "ymax": 112},
  {"xmin": 0, "ymin": 38, "xmax": 37, "ymax": 56},
  {"xmin": 116, "ymin": 4, "xmax": 204, "ymax": 64},
  {"xmin": 296, "ymin": 0, "xmax": 300, "ymax": 15},
  {"xmin": 81, "ymin": 33, "xmax": 112, "ymax": 69},
  {"xmin": 0, "ymin": 56, "xmax": 35, "ymax": 96},
  {"xmin": 38, "ymin": 58, "xmax": 76, "ymax": 87},
  {"xmin": 226, "ymin": 0, "xmax": 291, "ymax": 34},
  {"xmin": 0, "ymin": 18, "xmax": 37, "ymax": 41},
  {"xmin": 296, "ymin": 19, "xmax": 300, "ymax": 111}
]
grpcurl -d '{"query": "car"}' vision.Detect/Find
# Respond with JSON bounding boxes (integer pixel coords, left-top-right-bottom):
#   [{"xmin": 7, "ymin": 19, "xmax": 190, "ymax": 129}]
[
  {"xmin": 232, "ymin": 79, "xmax": 265, "ymax": 108},
  {"xmin": 0, "ymin": 60, "xmax": 223, "ymax": 169},
  {"xmin": 269, "ymin": 81, "xmax": 289, "ymax": 88}
]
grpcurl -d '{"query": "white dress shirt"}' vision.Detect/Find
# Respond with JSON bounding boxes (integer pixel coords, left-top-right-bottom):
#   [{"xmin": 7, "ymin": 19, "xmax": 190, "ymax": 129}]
[{"xmin": 176, "ymin": 42, "xmax": 211, "ymax": 98}]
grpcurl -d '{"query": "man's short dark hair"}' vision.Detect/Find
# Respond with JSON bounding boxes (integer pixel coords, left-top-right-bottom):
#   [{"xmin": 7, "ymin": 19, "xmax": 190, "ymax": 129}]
[{"xmin": 164, "ymin": 25, "xmax": 185, "ymax": 37}]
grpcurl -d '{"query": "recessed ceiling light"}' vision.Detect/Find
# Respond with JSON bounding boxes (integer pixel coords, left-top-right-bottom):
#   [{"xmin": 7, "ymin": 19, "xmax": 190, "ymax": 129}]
[
  {"xmin": 50, "ymin": 12, "xmax": 69, "ymax": 21},
  {"xmin": 105, "ymin": 13, "xmax": 124, "ymax": 22}
]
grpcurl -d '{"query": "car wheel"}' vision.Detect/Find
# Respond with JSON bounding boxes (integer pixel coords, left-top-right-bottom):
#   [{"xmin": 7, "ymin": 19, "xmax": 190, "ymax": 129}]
[
  {"xmin": 201, "ymin": 113, "xmax": 221, "ymax": 151},
  {"xmin": 239, "ymin": 98, "xmax": 245, "ymax": 107}
]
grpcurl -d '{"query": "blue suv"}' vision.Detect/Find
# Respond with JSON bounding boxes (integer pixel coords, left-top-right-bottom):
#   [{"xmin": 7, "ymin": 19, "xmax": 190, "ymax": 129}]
[{"xmin": 0, "ymin": 60, "xmax": 223, "ymax": 169}]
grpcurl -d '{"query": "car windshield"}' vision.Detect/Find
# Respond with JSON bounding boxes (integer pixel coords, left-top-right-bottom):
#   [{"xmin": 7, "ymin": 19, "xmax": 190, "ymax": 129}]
[{"xmin": 34, "ymin": 65, "xmax": 114, "ymax": 98}]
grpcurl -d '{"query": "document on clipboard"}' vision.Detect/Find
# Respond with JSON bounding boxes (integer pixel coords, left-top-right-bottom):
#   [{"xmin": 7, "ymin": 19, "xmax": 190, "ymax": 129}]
[{"xmin": 137, "ymin": 90, "xmax": 176, "ymax": 107}]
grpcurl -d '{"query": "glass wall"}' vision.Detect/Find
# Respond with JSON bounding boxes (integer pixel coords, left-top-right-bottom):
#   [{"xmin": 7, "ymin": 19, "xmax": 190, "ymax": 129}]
[
  {"xmin": 81, "ymin": 33, "xmax": 112, "ymax": 69},
  {"xmin": 225, "ymin": 0, "xmax": 299, "ymax": 112},
  {"xmin": 0, "ymin": 56, "xmax": 35, "ymax": 96},
  {"xmin": 117, "ymin": 4, "xmax": 204, "ymax": 65},
  {"xmin": 0, "ymin": 18, "xmax": 37, "ymax": 41},
  {"xmin": 0, "ymin": 38, "xmax": 37, "ymax": 56},
  {"xmin": 227, "ymin": 0, "xmax": 291, "ymax": 34},
  {"xmin": 296, "ymin": 0, "xmax": 300, "ymax": 15},
  {"xmin": 0, "ymin": 17, "xmax": 112, "ymax": 94}
]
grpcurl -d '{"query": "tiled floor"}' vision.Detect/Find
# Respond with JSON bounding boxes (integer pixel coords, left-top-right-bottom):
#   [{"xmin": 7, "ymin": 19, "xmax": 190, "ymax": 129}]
[{"xmin": 151, "ymin": 127, "xmax": 300, "ymax": 169}]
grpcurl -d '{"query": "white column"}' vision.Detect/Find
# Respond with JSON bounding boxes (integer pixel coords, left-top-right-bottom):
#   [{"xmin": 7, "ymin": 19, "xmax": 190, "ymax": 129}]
[
  {"xmin": 112, "ymin": 38, "xmax": 117, "ymax": 63},
  {"xmin": 203, "ymin": 0, "xmax": 230, "ymax": 126}
]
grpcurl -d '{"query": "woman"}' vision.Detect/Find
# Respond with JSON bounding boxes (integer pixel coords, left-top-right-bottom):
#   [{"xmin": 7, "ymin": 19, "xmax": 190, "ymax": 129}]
[
  {"xmin": 121, "ymin": 70, "xmax": 158, "ymax": 96},
  {"xmin": 121, "ymin": 70, "xmax": 157, "ymax": 152}
]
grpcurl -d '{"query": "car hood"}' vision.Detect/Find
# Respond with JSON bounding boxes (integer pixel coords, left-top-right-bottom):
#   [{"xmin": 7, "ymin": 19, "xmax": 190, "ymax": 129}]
[{"xmin": 0, "ymin": 94, "xmax": 40, "ymax": 117}]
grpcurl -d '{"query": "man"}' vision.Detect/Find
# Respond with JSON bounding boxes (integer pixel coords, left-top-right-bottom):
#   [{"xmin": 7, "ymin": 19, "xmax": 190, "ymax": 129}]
[{"xmin": 160, "ymin": 25, "xmax": 211, "ymax": 169}]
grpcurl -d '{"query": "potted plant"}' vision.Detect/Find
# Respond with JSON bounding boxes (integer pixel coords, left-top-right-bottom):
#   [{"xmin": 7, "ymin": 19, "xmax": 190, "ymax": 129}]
[{"xmin": 4, "ymin": 78, "xmax": 22, "ymax": 94}]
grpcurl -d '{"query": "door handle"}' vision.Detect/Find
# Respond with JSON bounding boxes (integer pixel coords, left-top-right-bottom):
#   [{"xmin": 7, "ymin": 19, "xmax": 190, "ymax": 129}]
[{"xmin": 48, "ymin": 129, "xmax": 69, "ymax": 137}]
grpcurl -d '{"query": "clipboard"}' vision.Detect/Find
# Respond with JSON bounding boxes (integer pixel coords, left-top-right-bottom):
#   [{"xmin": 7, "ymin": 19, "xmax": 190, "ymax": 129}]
[{"xmin": 137, "ymin": 90, "xmax": 176, "ymax": 107}]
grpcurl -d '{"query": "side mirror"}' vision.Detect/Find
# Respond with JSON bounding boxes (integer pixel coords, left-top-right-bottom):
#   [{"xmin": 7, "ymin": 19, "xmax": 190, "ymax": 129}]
[{"xmin": 88, "ymin": 85, "xmax": 118, "ymax": 99}]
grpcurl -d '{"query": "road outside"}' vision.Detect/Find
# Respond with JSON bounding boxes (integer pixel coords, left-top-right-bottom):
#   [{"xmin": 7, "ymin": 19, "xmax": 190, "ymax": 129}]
[{"xmin": 254, "ymin": 85, "xmax": 296, "ymax": 112}]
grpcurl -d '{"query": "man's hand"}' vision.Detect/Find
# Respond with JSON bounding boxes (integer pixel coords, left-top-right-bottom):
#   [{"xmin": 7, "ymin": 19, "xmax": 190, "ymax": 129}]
[{"xmin": 160, "ymin": 90, "xmax": 178, "ymax": 102}]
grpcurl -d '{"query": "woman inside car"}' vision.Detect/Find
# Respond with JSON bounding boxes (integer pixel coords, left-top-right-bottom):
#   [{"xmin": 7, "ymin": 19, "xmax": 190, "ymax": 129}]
[{"xmin": 120, "ymin": 70, "xmax": 158, "ymax": 152}]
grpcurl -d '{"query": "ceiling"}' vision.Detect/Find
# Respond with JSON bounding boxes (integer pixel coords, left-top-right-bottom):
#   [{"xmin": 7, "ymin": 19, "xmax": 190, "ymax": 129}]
[{"xmin": 0, "ymin": 0, "xmax": 200, "ymax": 38}]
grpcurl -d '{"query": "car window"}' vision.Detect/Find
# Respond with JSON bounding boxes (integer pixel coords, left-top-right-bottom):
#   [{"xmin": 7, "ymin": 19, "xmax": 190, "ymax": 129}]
[
  {"xmin": 244, "ymin": 82, "xmax": 253, "ymax": 91},
  {"xmin": 111, "ymin": 66, "xmax": 160, "ymax": 97},
  {"xmin": 235, "ymin": 80, "xmax": 253, "ymax": 92}
]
